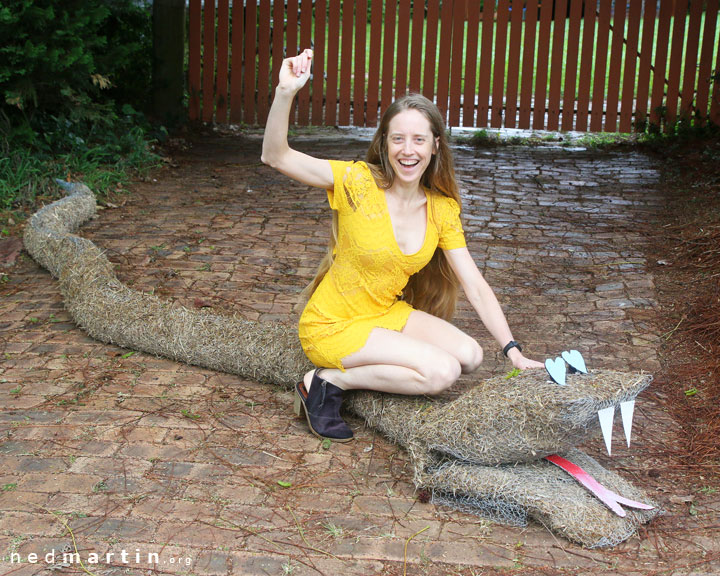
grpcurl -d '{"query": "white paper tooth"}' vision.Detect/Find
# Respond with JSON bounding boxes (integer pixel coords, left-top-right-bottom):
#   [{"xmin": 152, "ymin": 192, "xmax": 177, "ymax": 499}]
[
  {"xmin": 620, "ymin": 400, "xmax": 635, "ymax": 448},
  {"xmin": 598, "ymin": 406, "xmax": 615, "ymax": 456}
]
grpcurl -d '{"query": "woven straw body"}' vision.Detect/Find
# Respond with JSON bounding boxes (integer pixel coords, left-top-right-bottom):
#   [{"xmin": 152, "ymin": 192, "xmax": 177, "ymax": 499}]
[{"xmin": 23, "ymin": 185, "xmax": 660, "ymax": 548}]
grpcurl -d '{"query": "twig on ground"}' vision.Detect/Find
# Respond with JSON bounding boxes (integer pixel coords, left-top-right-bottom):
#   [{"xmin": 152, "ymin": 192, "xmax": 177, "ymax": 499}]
[{"xmin": 403, "ymin": 525, "xmax": 429, "ymax": 576}]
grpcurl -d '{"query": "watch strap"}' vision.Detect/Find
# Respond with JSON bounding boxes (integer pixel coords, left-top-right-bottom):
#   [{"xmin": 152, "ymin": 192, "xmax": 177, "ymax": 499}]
[{"xmin": 503, "ymin": 340, "xmax": 522, "ymax": 357}]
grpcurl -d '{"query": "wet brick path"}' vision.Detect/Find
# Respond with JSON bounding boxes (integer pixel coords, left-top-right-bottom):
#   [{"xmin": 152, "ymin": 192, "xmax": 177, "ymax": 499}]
[{"xmin": 1, "ymin": 132, "xmax": 714, "ymax": 575}]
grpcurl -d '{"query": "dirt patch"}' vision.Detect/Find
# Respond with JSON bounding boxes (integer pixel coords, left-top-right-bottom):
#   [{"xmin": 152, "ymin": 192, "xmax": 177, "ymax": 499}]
[
  {"xmin": 647, "ymin": 138, "xmax": 720, "ymax": 468},
  {"xmin": 639, "ymin": 136, "xmax": 720, "ymax": 572}
]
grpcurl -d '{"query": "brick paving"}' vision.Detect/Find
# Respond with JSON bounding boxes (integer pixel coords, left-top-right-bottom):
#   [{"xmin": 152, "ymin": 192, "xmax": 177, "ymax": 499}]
[{"xmin": 1, "ymin": 131, "xmax": 717, "ymax": 575}]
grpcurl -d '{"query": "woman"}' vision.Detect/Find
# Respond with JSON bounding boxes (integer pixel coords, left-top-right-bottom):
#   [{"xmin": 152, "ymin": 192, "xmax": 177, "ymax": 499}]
[{"xmin": 262, "ymin": 49, "xmax": 543, "ymax": 443}]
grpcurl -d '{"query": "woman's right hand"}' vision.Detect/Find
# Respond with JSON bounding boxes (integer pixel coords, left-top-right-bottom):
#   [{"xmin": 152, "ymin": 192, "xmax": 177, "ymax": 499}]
[
  {"xmin": 263, "ymin": 47, "xmax": 332, "ymax": 189},
  {"xmin": 277, "ymin": 49, "xmax": 313, "ymax": 94}
]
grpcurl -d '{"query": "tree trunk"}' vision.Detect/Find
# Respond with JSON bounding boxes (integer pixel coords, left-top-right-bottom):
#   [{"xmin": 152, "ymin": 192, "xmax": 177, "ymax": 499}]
[{"xmin": 152, "ymin": 0, "xmax": 186, "ymax": 125}]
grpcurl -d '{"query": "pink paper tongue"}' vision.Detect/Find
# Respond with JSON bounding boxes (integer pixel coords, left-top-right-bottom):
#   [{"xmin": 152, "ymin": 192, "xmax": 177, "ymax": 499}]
[{"xmin": 545, "ymin": 454, "xmax": 654, "ymax": 517}]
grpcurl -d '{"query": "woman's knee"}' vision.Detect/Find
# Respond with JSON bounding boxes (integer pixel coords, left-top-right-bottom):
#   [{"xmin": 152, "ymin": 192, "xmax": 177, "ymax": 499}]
[
  {"xmin": 419, "ymin": 353, "xmax": 462, "ymax": 395},
  {"xmin": 458, "ymin": 338, "xmax": 483, "ymax": 373}
]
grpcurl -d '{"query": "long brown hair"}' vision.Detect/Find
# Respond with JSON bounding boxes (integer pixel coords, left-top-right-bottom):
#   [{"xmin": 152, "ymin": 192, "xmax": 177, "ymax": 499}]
[{"xmin": 303, "ymin": 94, "xmax": 462, "ymax": 320}]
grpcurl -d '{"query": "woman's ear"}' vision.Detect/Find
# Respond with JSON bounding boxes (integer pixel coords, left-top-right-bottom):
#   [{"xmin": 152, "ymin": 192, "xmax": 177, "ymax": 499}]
[{"xmin": 433, "ymin": 137, "xmax": 440, "ymax": 153}]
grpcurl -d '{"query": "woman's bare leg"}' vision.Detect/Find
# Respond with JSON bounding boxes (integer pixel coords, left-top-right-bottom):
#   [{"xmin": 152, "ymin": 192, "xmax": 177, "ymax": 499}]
[
  {"xmin": 305, "ymin": 328, "xmax": 460, "ymax": 395},
  {"xmin": 303, "ymin": 311, "xmax": 483, "ymax": 395},
  {"xmin": 401, "ymin": 310, "xmax": 483, "ymax": 373}
]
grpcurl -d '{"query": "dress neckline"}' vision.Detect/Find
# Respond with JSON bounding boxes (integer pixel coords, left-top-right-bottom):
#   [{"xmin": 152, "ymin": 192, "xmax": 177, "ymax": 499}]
[{"xmin": 381, "ymin": 186, "xmax": 431, "ymax": 257}]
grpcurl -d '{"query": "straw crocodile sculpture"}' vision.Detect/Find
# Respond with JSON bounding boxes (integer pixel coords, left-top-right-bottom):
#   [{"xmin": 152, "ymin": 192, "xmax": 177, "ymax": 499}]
[{"xmin": 23, "ymin": 182, "xmax": 660, "ymax": 548}]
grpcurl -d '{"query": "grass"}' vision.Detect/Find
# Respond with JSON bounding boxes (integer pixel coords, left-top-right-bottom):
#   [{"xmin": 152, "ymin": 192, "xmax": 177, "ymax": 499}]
[
  {"xmin": 458, "ymin": 127, "xmax": 568, "ymax": 147},
  {"xmin": 0, "ymin": 124, "xmax": 161, "ymax": 225},
  {"xmin": 321, "ymin": 522, "xmax": 344, "ymax": 538}
]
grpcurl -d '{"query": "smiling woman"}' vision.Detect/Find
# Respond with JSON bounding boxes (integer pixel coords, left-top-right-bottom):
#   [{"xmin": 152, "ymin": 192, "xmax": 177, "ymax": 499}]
[
  {"xmin": 261, "ymin": 48, "xmax": 544, "ymax": 443},
  {"xmin": 385, "ymin": 109, "xmax": 437, "ymax": 188}
]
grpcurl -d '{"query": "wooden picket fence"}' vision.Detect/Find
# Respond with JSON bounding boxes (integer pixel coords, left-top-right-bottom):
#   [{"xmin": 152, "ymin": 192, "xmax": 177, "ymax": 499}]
[{"xmin": 188, "ymin": 0, "xmax": 720, "ymax": 132}]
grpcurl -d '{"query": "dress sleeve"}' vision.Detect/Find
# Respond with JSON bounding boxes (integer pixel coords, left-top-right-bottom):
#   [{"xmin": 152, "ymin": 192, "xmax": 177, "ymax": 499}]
[
  {"xmin": 327, "ymin": 160, "xmax": 361, "ymax": 212},
  {"xmin": 436, "ymin": 196, "xmax": 467, "ymax": 250}
]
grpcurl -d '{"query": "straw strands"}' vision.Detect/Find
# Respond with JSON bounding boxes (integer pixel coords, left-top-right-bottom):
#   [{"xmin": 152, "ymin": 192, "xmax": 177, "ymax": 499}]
[{"xmin": 23, "ymin": 184, "xmax": 659, "ymax": 547}]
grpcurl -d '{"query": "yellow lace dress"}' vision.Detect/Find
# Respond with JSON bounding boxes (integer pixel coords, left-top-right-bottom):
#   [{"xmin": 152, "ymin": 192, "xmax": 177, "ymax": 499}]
[{"xmin": 298, "ymin": 160, "xmax": 466, "ymax": 370}]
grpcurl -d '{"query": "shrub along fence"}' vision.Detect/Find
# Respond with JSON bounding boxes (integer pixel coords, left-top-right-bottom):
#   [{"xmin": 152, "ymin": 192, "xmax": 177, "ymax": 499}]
[{"xmin": 188, "ymin": 0, "xmax": 720, "ymax": 132}]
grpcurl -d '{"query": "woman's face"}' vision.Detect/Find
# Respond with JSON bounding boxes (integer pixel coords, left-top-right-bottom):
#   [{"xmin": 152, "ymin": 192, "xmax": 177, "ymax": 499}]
[{"xmin": 385, "ymin": 109, "xmax": 439, "ymax": 190}]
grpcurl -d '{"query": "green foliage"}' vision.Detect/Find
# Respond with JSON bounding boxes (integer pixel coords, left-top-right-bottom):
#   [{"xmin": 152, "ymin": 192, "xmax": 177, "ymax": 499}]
[
  {"xmin": 1, "ymin": 1, "xmax": 111, "ymax": 123},
  {"xmin": 574, "ymin": 132, "xmax": 638, "ymax": 150},
  {"xmin": 0, "ymin": 0, "xmax": 151, "ymax": 124},
  {"xmin": 0, "ymin": 0, "xmax": 157, "ymax": 212},
  {"xmin": 466, "ymin": 129, "xmax": 502, "ymax": 147},
  {"xmin": 463, "ymin": 129, "xmax": 567, "ymax": 148},
  {"xmin": 464, "ymin": 118, "xmax": 719, "ymax": 154},
  {"xmin": 0, "ymin": 114, "xmax": 160, "ymax": 211},
  {"xmin": 639, "ymin": 117, "xmax": 720, "ymax": 153},
  {"xmin": 95, "ymin": 0, "xmax": 153, "ymax": 112}
]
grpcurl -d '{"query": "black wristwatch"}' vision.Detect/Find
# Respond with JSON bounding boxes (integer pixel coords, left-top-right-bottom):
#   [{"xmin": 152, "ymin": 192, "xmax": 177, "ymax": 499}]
[{"xmin": 502, "ymin": 340, "xmax": 522, "ymax": 357}]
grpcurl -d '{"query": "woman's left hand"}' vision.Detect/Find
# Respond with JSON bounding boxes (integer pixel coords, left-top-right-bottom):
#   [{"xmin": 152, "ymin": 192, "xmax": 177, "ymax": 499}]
[{"xmin": 508, "ymin": 349, "xmax": 544, "ymax": 370}]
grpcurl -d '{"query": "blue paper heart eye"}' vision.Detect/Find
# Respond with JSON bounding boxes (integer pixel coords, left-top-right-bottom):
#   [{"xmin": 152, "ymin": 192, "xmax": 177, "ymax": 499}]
[
  {"xmin": 561, "ymin": 350, "xmax": 588, "ymax": 374},
  {"xmin": 545, "ymin": 357, "xmax": 567, "ymax": 386}
]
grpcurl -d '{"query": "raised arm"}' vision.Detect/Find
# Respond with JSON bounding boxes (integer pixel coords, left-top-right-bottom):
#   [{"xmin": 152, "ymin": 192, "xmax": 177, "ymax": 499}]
[
  {"xmin": 261, "ymin": 49, "xmax": 334, "ymax": 189},
  {"xmin": 443, "ymin": 247, "xmax": 544, "ymax": 370}
]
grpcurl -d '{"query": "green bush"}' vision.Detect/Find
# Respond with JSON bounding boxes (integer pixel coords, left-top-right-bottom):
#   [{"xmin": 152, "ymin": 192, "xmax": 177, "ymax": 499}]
[
  {"xmin": 0, "ymin": 0, "xmax": 157, "ymax": 212},
  {"xmin": 2, "ymin": 1, "xmax": 108, "ymax": 128}
]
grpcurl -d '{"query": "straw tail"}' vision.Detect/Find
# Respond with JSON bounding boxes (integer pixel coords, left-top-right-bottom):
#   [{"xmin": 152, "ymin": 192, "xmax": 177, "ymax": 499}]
[{"xmin": 23, "ymin": 184, "xmax": 660, "ymax": 548}]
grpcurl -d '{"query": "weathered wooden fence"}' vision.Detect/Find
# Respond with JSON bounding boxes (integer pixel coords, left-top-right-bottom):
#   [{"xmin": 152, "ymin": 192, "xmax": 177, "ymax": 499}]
[{"xmin": 188, "ymin": 0, "xmax": 720, "ymax": 132}]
